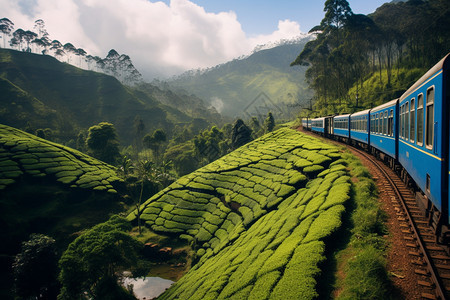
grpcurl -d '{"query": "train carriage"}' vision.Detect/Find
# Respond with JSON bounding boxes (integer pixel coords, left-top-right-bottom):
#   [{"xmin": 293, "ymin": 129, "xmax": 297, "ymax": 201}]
[
  {"xmin": 333, "ymin": 114, "xmax": 350, "ymax": 140},
  {"xmin": 398, "ymin": 54, "xmax": 450, "ymax": 238},
  {"xmin": 370, "ymin": 99, "xmax": 399, "ymax": 161},
  {"xmin": 350, "ymin": 109, "xmax": 370, "ymax": 146},
  {"xmin": 311, "ymin": 117, "xmax": 325, "ymax": 134}
]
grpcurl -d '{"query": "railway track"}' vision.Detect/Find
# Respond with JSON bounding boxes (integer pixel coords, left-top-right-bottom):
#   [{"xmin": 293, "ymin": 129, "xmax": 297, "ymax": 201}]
[{"xmin": 349, "ymin": 145, "xmax": 450, "ymax": 300}]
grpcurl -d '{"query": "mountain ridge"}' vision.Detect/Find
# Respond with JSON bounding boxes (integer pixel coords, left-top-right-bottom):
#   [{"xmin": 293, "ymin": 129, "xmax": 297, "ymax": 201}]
[{"xmin": 159, "ymin": 37, "xmax": 314, "ymax": 118}]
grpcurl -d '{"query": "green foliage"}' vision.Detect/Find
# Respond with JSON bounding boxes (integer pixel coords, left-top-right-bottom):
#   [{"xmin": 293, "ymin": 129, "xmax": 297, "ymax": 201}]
[
  {"xmin": 13, "ymin": 234, "xmax": 58, "ymax": 300},
  {"xmin": 58, "ymin": 216, "xmax": 142, "ymax": 299},
  {"xmin": 231, "ymin": 119, "xmax": 253, "ymax": 149},
  {"xmin": 86, "ymin": 122, "xmax": 121, "ymax": 165},
  {"xmin": 264, "ymin": 112, "xmax": 275, "ymax": 133}
]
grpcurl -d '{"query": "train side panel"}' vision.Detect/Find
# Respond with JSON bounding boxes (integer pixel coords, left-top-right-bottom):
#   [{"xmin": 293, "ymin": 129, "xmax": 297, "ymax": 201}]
[
  {"xmin": 311, "ymin": 117, "xmax": 325, "ymax": 134},
  {"xmin": 350, "ymin": 109, "xmax": 370, "ymax": 145},
  {"xmin": 370, "ymin": 99, "xmax": 398, "ymax": 160},
  {"xmin": 399, "ymin": 67, "xmax": 445, "ymax": 213},
  {"xmin": 333, "ymin": 114, "xmax": 350, "ymax": 139}
]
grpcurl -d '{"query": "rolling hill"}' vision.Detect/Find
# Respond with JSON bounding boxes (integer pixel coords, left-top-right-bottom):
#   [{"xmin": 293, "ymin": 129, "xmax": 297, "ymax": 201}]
[
  {"xmin": 162, "ymin": 37, "xmax": 314, "ymax": 118},
  {"xmin": 128, "ymin": 127, "xmax": 353, "ymax": 298},
  {"xmin": 0, "ymin": 49, "xmax": 222, "ymax": 145}
]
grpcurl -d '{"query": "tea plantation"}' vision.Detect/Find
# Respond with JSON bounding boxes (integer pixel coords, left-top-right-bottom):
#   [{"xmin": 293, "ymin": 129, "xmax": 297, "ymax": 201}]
[
  {"xmin": 0, "ymin": 124, "xmax": 122, "ymax": 192},
  {"xmin": 128, "ymin": 127, "xmax": 352, "ymax": 299}
]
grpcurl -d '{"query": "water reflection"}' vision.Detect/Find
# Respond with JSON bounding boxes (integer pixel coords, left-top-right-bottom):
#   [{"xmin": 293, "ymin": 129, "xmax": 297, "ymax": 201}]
[{"xmin": 123, "ymin": 277, "xmax": 174, "ymax": 299}]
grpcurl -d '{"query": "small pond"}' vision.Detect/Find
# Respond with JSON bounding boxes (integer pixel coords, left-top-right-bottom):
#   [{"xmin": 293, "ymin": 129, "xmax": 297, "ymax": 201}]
[{"xmin": 123, "ymin": 277, "xmax": 174, "ymax": 299}]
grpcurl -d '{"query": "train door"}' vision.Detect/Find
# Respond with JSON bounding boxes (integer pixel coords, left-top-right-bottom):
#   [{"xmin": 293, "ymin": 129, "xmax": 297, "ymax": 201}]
[{"xmin": 324, "ymin": 117, "xmax": 333, "ymax": 137}]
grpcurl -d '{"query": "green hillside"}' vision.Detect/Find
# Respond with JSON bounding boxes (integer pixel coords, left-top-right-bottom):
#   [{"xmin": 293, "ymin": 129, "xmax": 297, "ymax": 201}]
[
  {"xmin": 0, "ymin": 124, "xmax": 130, "ymax": 297},
  {"xmin": 164, "ymin": 40, "xmax": 313, "ymax": 117},
  {"xmin": 0, "ymin": 49, "xmax": 220, "ymax": 145},
  {"xmin": 128, "ymin": 128, "xmax": 353, "ymax": 299}
]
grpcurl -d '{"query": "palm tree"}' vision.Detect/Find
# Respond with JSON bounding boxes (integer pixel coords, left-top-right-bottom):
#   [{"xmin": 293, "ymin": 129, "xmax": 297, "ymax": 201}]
[{"xmin": 134, "ymin": 160, "xmax": 159, "ymax": 234}]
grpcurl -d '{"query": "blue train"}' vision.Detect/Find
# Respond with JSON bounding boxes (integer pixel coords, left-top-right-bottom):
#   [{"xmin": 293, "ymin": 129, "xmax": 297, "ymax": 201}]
[{"xmin": 305, "ymin": 53, "xmax": 450, "ymax": 245}]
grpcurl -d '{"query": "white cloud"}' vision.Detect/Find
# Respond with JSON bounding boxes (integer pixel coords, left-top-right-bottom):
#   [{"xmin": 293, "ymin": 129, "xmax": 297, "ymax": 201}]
[{"xmin": 1, "ymin": 0, "xmax": 304, "ymax": 79}]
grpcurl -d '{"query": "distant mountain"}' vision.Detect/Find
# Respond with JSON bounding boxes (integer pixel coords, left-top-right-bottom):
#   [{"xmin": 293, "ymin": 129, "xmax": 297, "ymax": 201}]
[
  {"xmin": 161, "ymin": 36, "xmax": 314, "ymax": 119},
  {"xmin": 0, "ymin": 49, "xmax": 222, "ymax": 145}
]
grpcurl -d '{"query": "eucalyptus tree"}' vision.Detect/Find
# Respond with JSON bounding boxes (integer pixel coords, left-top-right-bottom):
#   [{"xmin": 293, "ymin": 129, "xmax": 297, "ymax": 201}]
[
  {"xmin": 75, "ymin": 48, "xmax": 87, "ymax": 68},
  {"xmin": 63, "ymin": 42, "xmax": 77, "ymax": 63},
  {"xmin": 23, "ymin": 30, "xmax": 38, "ymax": 52},
  {"xmin": 10, "ymin": 29, "xmax": 26, "ymax": 51},
  {"xmin": 0, "ymin": 18, "xmax": 14, "ymax": 48}
]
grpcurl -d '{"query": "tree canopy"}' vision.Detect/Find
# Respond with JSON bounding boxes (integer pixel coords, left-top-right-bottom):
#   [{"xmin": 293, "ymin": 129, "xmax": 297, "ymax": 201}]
[
  {"xmin": 13, "ymin": 234, "xmax": 59, "ymax": 300},
  {"xmin": 292, "ymin": 0, "xmax": 450, "ymax": 116},
  {"xmin": 58, "ymin": 216, "xmax": 142, "ymax": 300},
  {"xmin": 86, "ymin": 122, "xmax": 121, "ymax": 165}
]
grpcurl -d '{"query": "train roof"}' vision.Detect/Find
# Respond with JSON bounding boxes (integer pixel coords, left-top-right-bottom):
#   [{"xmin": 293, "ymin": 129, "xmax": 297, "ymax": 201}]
[
  {"xmin": 371, "ymin": 98, "xmax": 398, "ymax": 113},
  {"xmin": 351, "ymin": 109, "xmax": 370, "ymax": 117},
  {"xmin": 400, "ymin": 53, "xmax": 450, "ymax": 101},
  {"xmin": 334, "ymin": 114, "xmax": 350, "ymax": 118}
]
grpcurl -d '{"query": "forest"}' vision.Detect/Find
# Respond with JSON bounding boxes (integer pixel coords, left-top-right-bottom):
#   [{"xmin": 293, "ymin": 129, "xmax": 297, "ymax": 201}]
[{"xmin": 292, "ymin": 0, "xmax": 450, "ymax": 116}]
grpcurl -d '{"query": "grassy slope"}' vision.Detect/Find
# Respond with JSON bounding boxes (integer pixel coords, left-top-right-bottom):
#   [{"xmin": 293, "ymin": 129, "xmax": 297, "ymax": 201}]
[{"xmin": 128, "ymin": 128, "xmax": 356, "ymax": 299}]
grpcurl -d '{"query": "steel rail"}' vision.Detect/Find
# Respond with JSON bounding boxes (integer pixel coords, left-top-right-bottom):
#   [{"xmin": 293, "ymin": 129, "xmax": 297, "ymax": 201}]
[{"xmin": 350, "ymin": 146, "xmax": 447, "ymax": 300}]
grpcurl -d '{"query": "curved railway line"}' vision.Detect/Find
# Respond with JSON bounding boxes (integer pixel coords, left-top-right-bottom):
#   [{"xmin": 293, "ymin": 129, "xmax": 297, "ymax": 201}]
[{"xmin": 349, "ymin": 145, "xmax": 450, "ymax": 300}]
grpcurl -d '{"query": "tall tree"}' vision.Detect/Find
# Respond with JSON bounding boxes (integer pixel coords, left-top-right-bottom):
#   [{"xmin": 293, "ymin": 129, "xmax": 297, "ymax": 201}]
[
  {"xmin": 231, "ymin": 119, "xmax": 252, "ymax": 149},
  {"xmin": 12, "ymin": 234, "xmax": 59, "ymax": 300},
  {"xmin": 23, "ymin": 30, "xmax": 38, "ymax": 52},
  {"xmin": 86, "ymin": 122, "xmax": 121, "ymax": 165},
  {"xmin": 264, "ymin": 112, "xmax": 275, "ymax": 133},
  {"xmin": 321, "ymin": 0, "xmax": 353, "ymax": 30},
  {"xmin": 10, "ymin": 29, "xmax": 26, "ymax": 51},
  {"xmin": 0, "ymin": 18, "xmax": 14, "ymax": 48},
  {"xmin": 143, "ymin": 129, "xmax": 167, "ymax": 163}
]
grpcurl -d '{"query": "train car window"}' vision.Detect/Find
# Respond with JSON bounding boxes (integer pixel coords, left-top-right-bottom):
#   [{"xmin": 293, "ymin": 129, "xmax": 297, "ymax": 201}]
[
  {"xmin": 377, "ymin": 113, "xmax": 380, "ymax": 134},
  {"xmin": 417, "ymin": 94, "xmax": 424, "ymax": 145},
  {"xmin": 400, "ymin": 105, "xmax": 404, "ymax": 139},
  {"xmin": 410, "ymin": 99, "xmax": 415, "ymax": 142},
  {"xmin": 383, "ymin": 110, "xmax": 388, "ymax": 135},
  {"xmin": 426, "ymin": 87, "xmax": 434, "ymax": 149},
  {"xmin": 389, "ymin": 110, "xmax": 394, "ymax": 137},
  {"xmin": 374, "ymin": 114, "xmax": 377, "ymax": 134},
  {"xmin": 405, "ymin": 102, "xmax": 409, "ymax": 140},
  {"xmin": 370, "ymin": 115, "xmax": 373, "ymax": 133}
]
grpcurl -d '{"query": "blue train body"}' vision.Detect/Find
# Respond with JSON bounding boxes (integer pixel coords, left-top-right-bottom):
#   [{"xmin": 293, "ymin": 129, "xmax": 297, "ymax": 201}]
[
  {"xmin": 350, "ymin": 109, "xmax": 370, "ymax": 145},
  {"xmin": 333, "ymin": 114, "xmax": 350, "ymax": 139},
  {"xmin": 308, "ymin": 53, "xmax": 450, "ymax": 243},
  {"xmin": 311, "ymin": 117, "xmax": 325, "ymax": 134},
  {"xmin": 370, "ymin": 99, "xmax": 399, "ymax": 160}
]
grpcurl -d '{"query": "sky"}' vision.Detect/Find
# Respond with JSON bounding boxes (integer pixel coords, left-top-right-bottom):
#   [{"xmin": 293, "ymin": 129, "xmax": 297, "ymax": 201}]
[{"xmin": 1, "ymin": 0, "xmax": 388, "ymax": 79}]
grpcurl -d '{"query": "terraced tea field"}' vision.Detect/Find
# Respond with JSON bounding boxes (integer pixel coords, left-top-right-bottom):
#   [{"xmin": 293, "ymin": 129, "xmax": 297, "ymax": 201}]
[
  {"xmin": 0, "ymin": 124, "xmax": 122, "ymax": 192},
  {"xmin": 0, "ymin": 124, "xmax": 126, "ymax": 265},
  {"xmin": 128, "ymin": 128, "xmax": 352, "ymax": 299}
]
